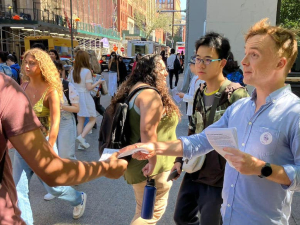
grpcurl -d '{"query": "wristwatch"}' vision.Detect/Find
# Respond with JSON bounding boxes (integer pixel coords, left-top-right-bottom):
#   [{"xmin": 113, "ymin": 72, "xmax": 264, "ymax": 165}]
[{"xmin": 258, "ymin": 162, "xmax": 272, "ymax": 178}]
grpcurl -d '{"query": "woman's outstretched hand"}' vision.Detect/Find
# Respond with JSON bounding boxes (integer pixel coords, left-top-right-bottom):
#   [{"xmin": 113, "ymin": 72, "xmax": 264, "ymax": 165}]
[{"xmin": 119, "ymin": 143, "xmax": 156, "ymax": 160}]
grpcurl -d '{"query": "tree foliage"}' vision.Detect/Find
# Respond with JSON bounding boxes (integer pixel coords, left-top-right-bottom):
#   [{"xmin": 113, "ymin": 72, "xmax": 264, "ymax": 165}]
[
  {"xmin": 133, "ymin": 1, "xmax": 174, "ymax": 39},
  {"xmin": 280, "ymin": 0, "xmax": 300, "ymax": 29}
]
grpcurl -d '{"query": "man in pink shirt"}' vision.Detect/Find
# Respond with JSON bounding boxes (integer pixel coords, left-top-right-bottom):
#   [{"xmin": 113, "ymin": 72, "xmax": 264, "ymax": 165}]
[{"xmin": 0, "ymin": 72, "xmax": 127, "ymax": 224}]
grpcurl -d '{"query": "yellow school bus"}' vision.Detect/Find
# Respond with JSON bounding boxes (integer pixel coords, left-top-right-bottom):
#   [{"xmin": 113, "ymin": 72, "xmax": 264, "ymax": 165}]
[{"xmin": 24, "ymin": 36, "xmax": 78, "ymax": 58}]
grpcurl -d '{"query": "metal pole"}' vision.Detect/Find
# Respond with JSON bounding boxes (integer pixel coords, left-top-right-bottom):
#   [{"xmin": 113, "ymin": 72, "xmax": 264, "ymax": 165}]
[
  {"xmin": 276, "ymin": 0, "xmax": 282, "ymax": 25},
  {"xmin": 70, "ymin": 0, "xmax": 74, "ymax": 60},
  {"xmin": 171, "ymin": 1, "xmax": 174, "ymax": 49},
  {"xmin": 19, "ymin": 29, "xmax": 21, "ymax": 63},
  {"xmin": 1, "ymin": 27, "xmax": 3, "ymax": 51}
]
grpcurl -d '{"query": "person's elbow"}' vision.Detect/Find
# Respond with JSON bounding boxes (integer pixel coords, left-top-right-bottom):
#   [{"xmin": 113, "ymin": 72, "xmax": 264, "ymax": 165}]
[
  {"xmin": 73, "ymin": 104, "xmax": 80, "ymax": 113},
  {"xmin": 86, "ymin": 85, "xmax": 93, "ymax": 91}
]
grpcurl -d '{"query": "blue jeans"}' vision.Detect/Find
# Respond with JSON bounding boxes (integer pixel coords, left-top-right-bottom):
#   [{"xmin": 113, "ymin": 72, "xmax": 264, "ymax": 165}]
[
  {"xmin": 84, "ymin": 117, "xmax": 89, "ymax": 126},
  {"xmin": 57, "ymin": 112, "xmax": 77, "ymax": 159},
  {"xmin": 13, "ymin": 141, "xmax": 82, "ymax": 225}
]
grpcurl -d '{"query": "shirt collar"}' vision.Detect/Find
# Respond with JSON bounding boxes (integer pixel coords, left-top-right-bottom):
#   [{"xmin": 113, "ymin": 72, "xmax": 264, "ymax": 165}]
[{"xmin": 250, "ymin": 84, "xmax": 292, "ymax": 103}]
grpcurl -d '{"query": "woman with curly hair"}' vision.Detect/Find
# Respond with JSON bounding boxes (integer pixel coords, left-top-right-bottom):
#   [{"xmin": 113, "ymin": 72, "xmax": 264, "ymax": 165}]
[
  {"xmin": 12, "ymin": 48, "xmax": 87, "ymax": 224},
  {"xmin": 112, "ymin": 54, "xmax": 180, "ymax": 224},
  {"xmin": 49, "ymin": 49, "xmax": 60, "ymax": 61},
  {"xmin": 70, "ymin": 50, "xmax": 103, "ymax": 149}
]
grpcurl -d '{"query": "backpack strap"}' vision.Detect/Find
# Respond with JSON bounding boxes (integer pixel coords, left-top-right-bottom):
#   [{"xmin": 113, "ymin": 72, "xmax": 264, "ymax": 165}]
[
  {"xmin": 62, "ymin": 79, "xmax": 71, "ymax": 106},
  {"xmin": 125, "ymin": 86, "xmax": 160, "ymax": 104},
  {"xmin": 206, "ymin": 79, "xmax": 231, "ymax": 127}
]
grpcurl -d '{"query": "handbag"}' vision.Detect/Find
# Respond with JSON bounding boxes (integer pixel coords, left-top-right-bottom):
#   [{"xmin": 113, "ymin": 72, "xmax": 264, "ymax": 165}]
[
  {"xmin": 182, "ymin": 84, "xmax": 223, "ymax": 173},
  {"xmin": 100, "ymin": 80, "xmax": 108, "ymax": 95},
  {"xmin": 93, "ymin": 86, "xmax": 106, "ymax": 116}
]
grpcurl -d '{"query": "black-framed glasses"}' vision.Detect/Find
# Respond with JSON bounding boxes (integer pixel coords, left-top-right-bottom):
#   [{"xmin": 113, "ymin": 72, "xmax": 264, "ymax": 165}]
[{"xmin": 190, "ymin": 56, "xmax": 221, "ymax": 65}]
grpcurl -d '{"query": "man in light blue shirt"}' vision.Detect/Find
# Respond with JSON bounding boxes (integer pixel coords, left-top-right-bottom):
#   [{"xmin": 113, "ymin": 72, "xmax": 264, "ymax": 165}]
[
  {"xmin": 120, "ymin": 19, "xmax": 300, "ymax": 225},
  {"xmin": 0, "ymin": 51, "xmax": 13, "ymax": 77}
]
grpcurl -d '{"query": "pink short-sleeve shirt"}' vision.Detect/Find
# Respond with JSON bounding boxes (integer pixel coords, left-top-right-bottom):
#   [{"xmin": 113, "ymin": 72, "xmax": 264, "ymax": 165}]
[{"xmin": 0, "ymin": 73, "xmax": 40, "ymax": 224}]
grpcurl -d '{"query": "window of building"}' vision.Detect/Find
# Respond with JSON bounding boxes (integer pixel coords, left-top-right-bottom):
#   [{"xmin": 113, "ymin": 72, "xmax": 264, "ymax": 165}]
[{"xmin": 128, "ymin": 4, "xmax": 132, "ymax": 17}]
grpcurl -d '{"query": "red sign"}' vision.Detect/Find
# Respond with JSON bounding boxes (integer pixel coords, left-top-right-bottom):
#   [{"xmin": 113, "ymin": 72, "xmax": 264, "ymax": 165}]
[
  {"xmin": 113, "ymin": 46, "xmax": 118, "ymax": 51},
  {"xmin": 120, "ymin": 47, "xmax": 125, "ymax": 52}
]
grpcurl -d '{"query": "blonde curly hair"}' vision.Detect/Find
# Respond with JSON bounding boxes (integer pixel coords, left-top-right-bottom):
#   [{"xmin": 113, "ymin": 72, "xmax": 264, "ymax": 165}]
[{"xmin": 21, "ymin": 48, "xmax": 63, "ymax": 100}]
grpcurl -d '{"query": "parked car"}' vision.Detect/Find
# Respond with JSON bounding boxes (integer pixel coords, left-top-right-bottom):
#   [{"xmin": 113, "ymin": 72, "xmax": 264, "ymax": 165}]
[
  {"xmin": 122, "ymin": 57, "xmax": 135, "ymax": 75},
  {"xmin": 60, "ymin": 57, "xmax": 73, "ymax": 78},
  {"xmin": 99, "ymin": 54, "xmax": 111, "ymax": 72}
]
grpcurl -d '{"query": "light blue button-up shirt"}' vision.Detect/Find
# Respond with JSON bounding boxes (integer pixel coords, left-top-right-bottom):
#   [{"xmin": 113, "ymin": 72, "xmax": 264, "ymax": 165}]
[
  {"xmin": 179, "ymin": 84, "xmax": 300, "ymax": 225},
  {"xmin": 0, "ymin": 63, "xmax": 12, "ymax": 77}
]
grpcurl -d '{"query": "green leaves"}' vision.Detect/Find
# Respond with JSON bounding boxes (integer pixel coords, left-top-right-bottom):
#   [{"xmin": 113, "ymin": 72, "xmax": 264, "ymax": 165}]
[{"xmin": 280, "ymin": 0, "xmax": 300, "ymax": 30}]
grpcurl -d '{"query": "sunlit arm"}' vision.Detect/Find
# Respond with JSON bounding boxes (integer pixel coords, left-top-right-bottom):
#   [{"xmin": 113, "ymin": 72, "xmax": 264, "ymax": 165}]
[
  {"xmin": 48, "ymin": 89, "xmax": 60, "ymax": 147},
  {"xmin": 10, "ymin": 128, "xmax": 128, "ymax": 186}
]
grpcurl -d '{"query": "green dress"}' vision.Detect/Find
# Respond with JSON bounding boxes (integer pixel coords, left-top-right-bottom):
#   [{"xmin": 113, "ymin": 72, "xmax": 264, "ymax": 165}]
[{"xmin": 123, "ymin": 90, "xmax": 178, "ymax": 184}]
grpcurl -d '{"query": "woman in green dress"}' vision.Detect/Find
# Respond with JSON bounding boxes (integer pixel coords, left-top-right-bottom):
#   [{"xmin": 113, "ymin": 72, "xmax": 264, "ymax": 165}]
[{"xmin": 112, "ymin": 54, "xmax": 181, "ymax": 224}]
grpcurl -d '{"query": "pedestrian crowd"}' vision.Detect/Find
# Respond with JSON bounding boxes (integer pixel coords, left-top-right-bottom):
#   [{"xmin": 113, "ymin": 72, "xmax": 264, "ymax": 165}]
[{"xmin": 0, "ymin": 17, "xmax": 299, "ymax": 225}]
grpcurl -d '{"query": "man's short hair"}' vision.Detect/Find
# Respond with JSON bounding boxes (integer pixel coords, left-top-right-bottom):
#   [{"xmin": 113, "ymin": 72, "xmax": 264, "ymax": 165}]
[
  {"xmin": 0, "ymin": 51, "xmax": 9, "ymax": 62},
  {"xmin": 195, "ymin": 32, "xmax": 231, "ymax": 60},
  {"xmin": 31, "ymin": 43, "xmax": 46, "ymax": 51},
  {"xmin": 171, "ymin": 48, "xmax": 175, "ymax": 54},
  {"xmin": 7, "ymin": 55, "xmax": 16, "ymax": 62},
  {"xmin": 245, "ymin": 18, "xmax": 298, "ymax": 71}
]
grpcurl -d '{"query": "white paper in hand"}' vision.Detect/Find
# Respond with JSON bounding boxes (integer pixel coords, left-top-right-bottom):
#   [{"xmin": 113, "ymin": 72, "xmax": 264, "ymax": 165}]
[
  {"xmin": 99, "ymin": 148, "xmax": 119, "ymax": 161},
  {"xmin": 171, "ymin": 87, "xmax": 182, "ymax": 104},
  {"xmin": 205, "ymin": 127, "xmax": 239, "ymax": 167},
  {"xmin": 117, "ymin": 148, "xmax": 149, "ymax": 159}
]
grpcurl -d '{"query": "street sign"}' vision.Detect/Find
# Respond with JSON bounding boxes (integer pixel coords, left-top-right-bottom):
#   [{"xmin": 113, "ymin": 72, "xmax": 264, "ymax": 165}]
[
  {"xmin": 120, "ymin": 47, "xmax": 125, "ymax": 52},
  {"xmin": 113, "ymin": 46, "xmax": 118, "ymax": 51}
]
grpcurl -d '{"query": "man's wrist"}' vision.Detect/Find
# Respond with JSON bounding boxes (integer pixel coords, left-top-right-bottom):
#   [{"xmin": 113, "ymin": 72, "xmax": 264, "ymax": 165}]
[
  {"xmin": 100, "ymin": 161, "xmax": 108, "ymax": 177},
  {"xmin": 254, "ymin": 158, "xmax": 266, "ymax": 176}
]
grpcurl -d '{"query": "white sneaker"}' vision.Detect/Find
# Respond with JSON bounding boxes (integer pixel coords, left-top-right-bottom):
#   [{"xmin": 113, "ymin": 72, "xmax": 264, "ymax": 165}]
[
  {"xmin": 73, "ymin": 192, "xmax": 87, "ymax": 219},
  {"xmin": 88, "ymin": 129, "xmax": 92, "ymax": 134},
  {"xmin": 44, "ymin": 193, "xmax": 55, "ymax": 201},
  {"xmin": 78, "ymin": 144, "xmax": 85, "ymax": 150},
  {"xmin": 76, "ymin": 135, "xmax": 90, "ymax": 149}
]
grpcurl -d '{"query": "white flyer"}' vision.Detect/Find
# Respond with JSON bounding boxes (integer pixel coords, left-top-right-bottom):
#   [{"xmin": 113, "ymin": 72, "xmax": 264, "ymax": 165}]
[
  {"xmin": 171, "ymin": 87, "xmax": 183, "ymax": 104},
  {"xmin": 117, "ymin": 148, "xmax": 149, "ymax": 159},
  {"xmin": 99, "ymin": 148, "xmax": 119, "ymax": 161},
  {"xmin": 205, "ymin": 127, "xmax": 239, "ymax": 167}
]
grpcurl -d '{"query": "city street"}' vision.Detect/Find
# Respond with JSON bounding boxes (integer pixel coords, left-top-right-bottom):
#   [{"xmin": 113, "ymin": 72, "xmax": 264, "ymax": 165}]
[{"xmin": 9, "ymin": 71, "xmax": 300, "ymax": 225}]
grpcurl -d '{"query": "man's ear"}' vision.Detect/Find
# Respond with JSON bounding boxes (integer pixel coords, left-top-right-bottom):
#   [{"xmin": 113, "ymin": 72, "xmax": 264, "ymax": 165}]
[
  {"xmin": 276, "ymin": 57, "xmax": 287, "ymax": 70},
  {"xmin": 220, "ymin": 59, "xmax": 227, "ymax": 68}
]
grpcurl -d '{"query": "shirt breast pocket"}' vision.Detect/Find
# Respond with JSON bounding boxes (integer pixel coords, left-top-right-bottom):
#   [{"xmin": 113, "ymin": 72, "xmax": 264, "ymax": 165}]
[{"xmin": 257, "ymin": 127, "xmax": 280, "ymax": 157}]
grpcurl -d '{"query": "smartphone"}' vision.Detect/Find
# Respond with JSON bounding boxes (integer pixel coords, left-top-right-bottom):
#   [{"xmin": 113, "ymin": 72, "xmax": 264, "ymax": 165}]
[{"xmin": 167, "ymin": 169, "xmax": 179, "ymax": 181}]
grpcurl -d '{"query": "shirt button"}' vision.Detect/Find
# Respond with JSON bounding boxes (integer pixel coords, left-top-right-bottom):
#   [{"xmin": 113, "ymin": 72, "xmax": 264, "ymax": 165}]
[
  {"xmin": 248, "ymin": 122, "xmax": 252, "ymax": 125},
  {"xmin": 272, "ymin": 99, "xmax": 276, "ymax": 103},
  {"xmin": 242, "ymin": 143, "xmax": 245, "ymax": 146},
  {"xmin": 231, "ymin": 184, "xmax": 234, "ymax": 187},
  {"xmin": 227, "ymin": 204, "xmax": 231, "ymax": 207}
]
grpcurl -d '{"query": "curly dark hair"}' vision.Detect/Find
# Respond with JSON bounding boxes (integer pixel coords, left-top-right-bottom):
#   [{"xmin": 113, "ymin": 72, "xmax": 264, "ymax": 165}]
[
  {"xmin": 49, "ymin": 49, "xmax": 60, "ymax": 61},
  {"xmin": 223, "ymin": 52, "xmax": 240, "ymax": 73},
  {"xmin": 112, "ymin": 54, "xmax": 181, "ymax": 118}
]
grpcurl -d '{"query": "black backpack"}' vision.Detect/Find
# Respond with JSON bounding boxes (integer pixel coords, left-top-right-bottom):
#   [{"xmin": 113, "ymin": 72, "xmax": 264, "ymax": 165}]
[
  {"xmin": 173, "ymin": 56, "xmax": 181, "ymax": 72},
  {"xmin": 98, "ymin": 86, "xmax": 159, "ymax": 157},
  {"xmin": 62, "ymin": 79, "xmax": 78, "ymax": 124}
]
